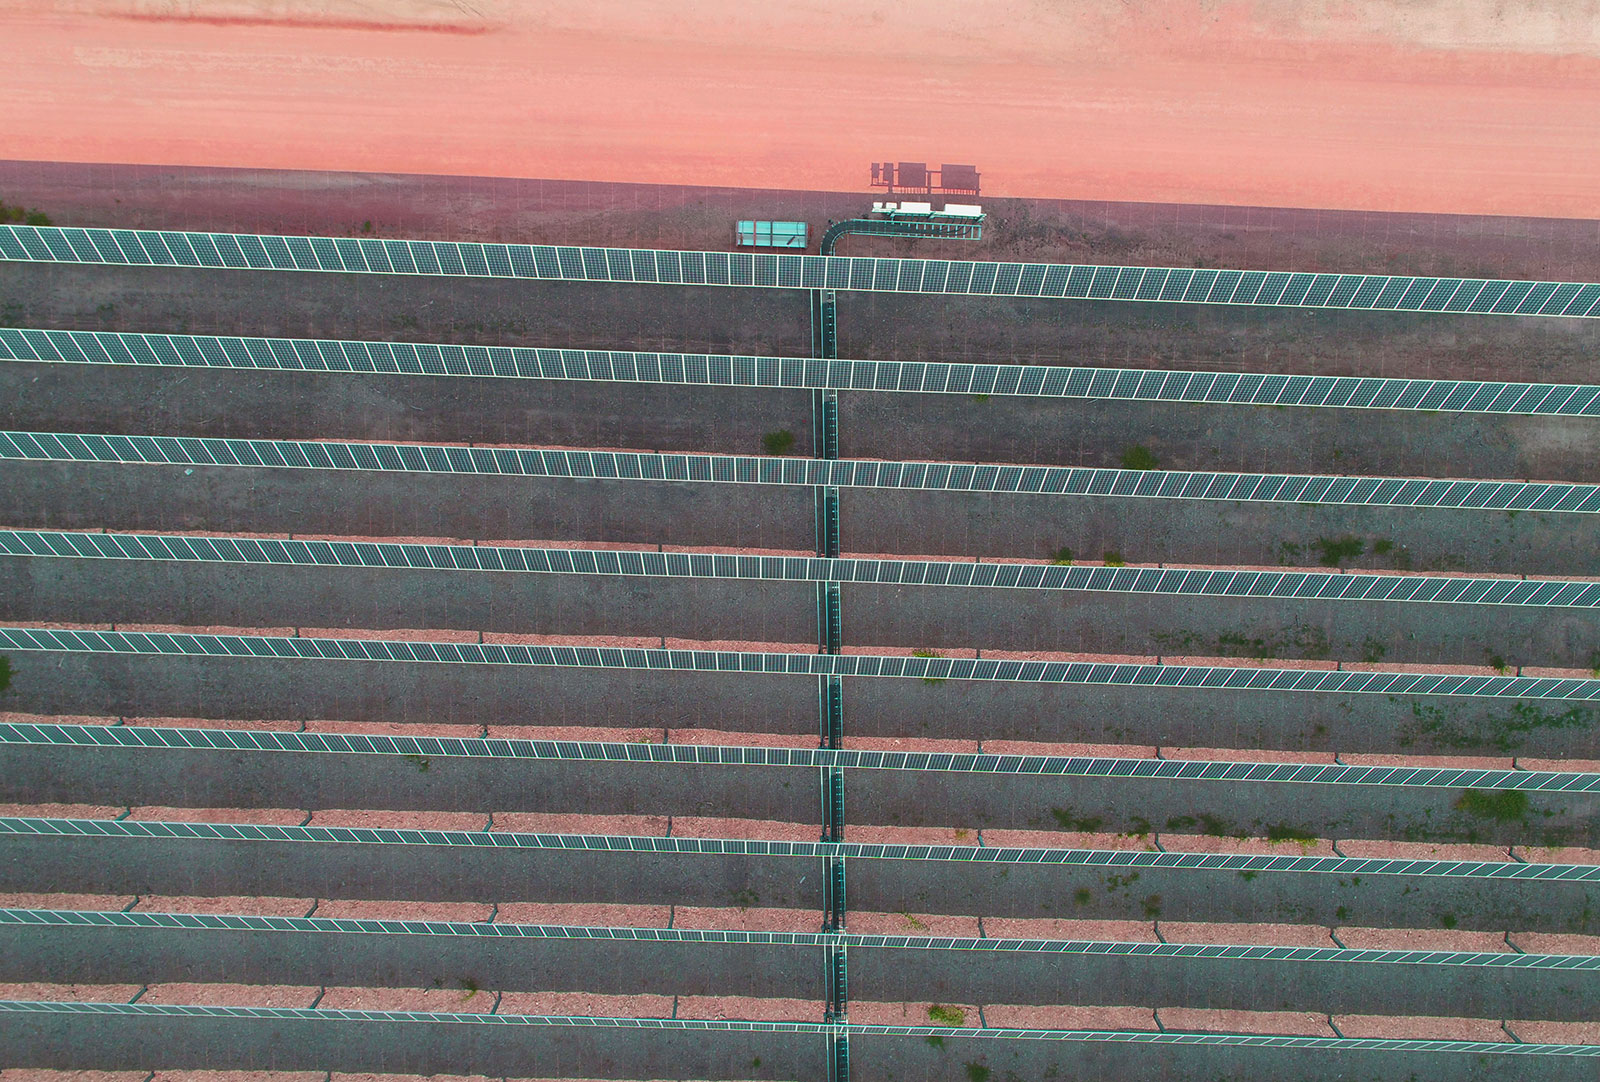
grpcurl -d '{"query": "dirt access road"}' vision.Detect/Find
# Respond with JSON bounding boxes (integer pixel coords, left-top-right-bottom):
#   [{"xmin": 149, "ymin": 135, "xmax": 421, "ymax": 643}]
[{"xmin": 5, "ymin": 0, "xmax": 1600, "ymax": 218}]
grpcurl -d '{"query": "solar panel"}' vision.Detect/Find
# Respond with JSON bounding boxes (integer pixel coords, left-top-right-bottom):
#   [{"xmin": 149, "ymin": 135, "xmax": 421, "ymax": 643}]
[
  {"xmin": 3, "ymin": 627, "xmax": 1597, "ymax": 702},
  {"xmin": 0, "ymin": 1000, "xmax": 1594, "ymax": 1054},
  {"xmin": 7, "ymin": 225, "xmax": 1600, "ymax": 319},
  {"xmin": 7, "ymin": 433, "xmax": 1596, "ymax": 512},
  {"xmin": 5, "ymin": 817, "xmax": 1597, "ymax": 880},
  {"xmin": 4, "ymin": 722, "xmax": 1595, "ymax": 792},
  {"xmin": 4, "ymin": 530, "xmax": 1595, "ymax": 608},
  {"xmin": 5, "ymin": 908, "xmax": 1594, "ymax": 968}
]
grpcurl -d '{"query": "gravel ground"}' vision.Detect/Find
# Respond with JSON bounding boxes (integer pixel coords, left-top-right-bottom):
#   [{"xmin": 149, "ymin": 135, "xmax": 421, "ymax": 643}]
[
  {"xmin": 842, "ymin": 913, "xmax": 982, "ymax": 938},
  {"xmin": 674, "ymin": 997, "xmax": 819, "ymax": 1022},
  {"xmin": 1331, "ymin": 1014, "xmax": 1510, "ymax": 1040},
  {"xmin": 124, "ymin": 808, "xmax": 306, "ymax": 825},
  {"xmin": 139, "ymin": 985, "xmax": 318, "ymax": 1008},
  {"xmin": 0, "ymin": 893, "xmax": 131, "ymax": 912},
  {"xmin": 133, "ymin": 896, "xmax": 314, "ymax": 917},
  {"xmin": 1159, "ymin": 922, "xmax": 1336, "ymax": 948},
  {"xmin": 492, "ymin": 991, "xmax": 672, "ymax": 1018},
  {"xmin": 847, "ymin": 1000, "xmax": 981, "ymax": 1027},
  {"xmin": 0, "ymin": 804, "xmax": 122, "ymax": 820},
  {"xmin": 1334, "ymin": 928, "xmax": 1514, "ymax": 952},
  {"xmin": 317, "ymin": 987, "xmax": 493, "ymax": 1013},
  {"xmin": 983, "ymin": 1004, "xmax": 1156, "ymax": 1029},
  {"xmin": 0, "ymin": 984, "xmax": 141, "ymax": 1003},
  {"xmin": 1158, "ymin": 1008, "xmax": 1332, "ymax": 1037}
]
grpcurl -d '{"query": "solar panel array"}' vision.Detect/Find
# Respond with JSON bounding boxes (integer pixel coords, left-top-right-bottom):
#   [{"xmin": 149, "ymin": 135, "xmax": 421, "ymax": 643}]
[
  {"xmin": 6, "ymin": 626, "xmax": 1598, "ymax": 700},
  {"xmin": 5, "ymin": 212, "xmax": 1600, "ymax": 1082},
  {"xmin": 8, "ymin": 720, "xmax": 1597, "ymax": 790},
  {"xmin": 7, "ymin": 719, "xmax": 1597, "ymax": 790},
  {"xmin": 8, "ymin": 431, "xmax": 1599, "ymax": 510},
  {"xmin": 5, "ymin": 529, "xmax": 1596, "ymax": 607},
  {"xmin": 7, "ymin": 223, "xmax": 1600, "ymax": 318},
  {"xmin": 7, "ymin": 818, "xmax": 1597, "ymax": 880},
  {"xmin": 8, "ymin": 328, "xmax": 1600, "ymax": 416},
  {"xmin": 5, "ymin": 1001, "xmax": 1596, "ymax": 1058},
  {"xmin": 8, "ymin": 909, "xmax": 1598, "ymax": 970}
]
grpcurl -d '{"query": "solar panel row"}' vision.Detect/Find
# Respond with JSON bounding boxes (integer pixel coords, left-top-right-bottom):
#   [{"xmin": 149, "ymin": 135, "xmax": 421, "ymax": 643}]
[
  {"xmin": 6, "ymin": 530, "xmax": 1594, "ymax": 607},
  {"xmin": 5, "ymin": 328, "xmax": 1597, "ymax": 416},
  {"xmin": 6, "ymin": 722, "xmax": 1591, "ymax": 790},
  {"xmin": 6, "ymin": 818, "xmax": 1595, "ymax": 879},
  {"xmin": 5, "ymin": 627, "xmax": 1597, "ymax": 700},
  {"xmin": 2, "ymin": 1000, "xmax": 1592, "ymax": 1055},
  {"xmin": 6, "ymin": 224, "xmax": 1600, "ymax": 318},
  {"xmin": 6, "ymin": 909, "xmax": 1595, "ymax": 967},
  {"xmin": 7, "ymin": 433, "xmax": 1597, "ymax": 511}
]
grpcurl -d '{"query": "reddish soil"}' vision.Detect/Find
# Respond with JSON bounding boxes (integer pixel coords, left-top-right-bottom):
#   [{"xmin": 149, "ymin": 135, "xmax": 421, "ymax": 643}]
[
  {"xmin": 134, "ymin": 895, "xmax": 315, "ymax": 917},
  {"xmin": 318, "ymin": 986, "xmax": 494, "ymax": 1013},
  {"xmin": 1336, "ymin": 840, "xmax": 1514, "ymax": 863},
  {"xmin": 1159, "ymin": 835, "xmax": 1338, "ymax": 858},
  {"xmin": 1159, "ymin": 922, "xmax": 1336, "ymax": 948},
  {"xmin": 308, "ymin": 810, "xmax": 488, "ymax": 831},
  {"xmin": 124, "ymin": 807, "xmax": 306, "ymax": 825},
  {"xmin": 138, "ymin": 984, "xmax": 319, "ymax": 1008},
  {"xmin": 0, "ymin": 983, "xmax": 141, "ymax": 1003},
  {"xmin": 311, "ymin": 900, "xmax": 495, "ymax": 922},
  {"xmin": 843, "ymin": 912, "xmax": 981, "ymax": 937},
  {"xmin": 980, "ymin": 918, "xmax": 1157, "ymax": 943},
  {"xmin": 0, "ymin": 1071, "xmax": 149, "ymax": 1082},
  {"xmin": 1514, "ymin": 933, "xmax": 1600, "ymax": 955},
  {"xmin": 0, "ymin": 893, "xmax": 133, "ymax": 911},
  {"xmin": 493, "ymin": 991, "xmax": 671, "ymax": 1018},
  {"xmin": 1513, "ymin": 846, "xmax": 1600, "ymax": 865},
  {"xmin": 1332, "ymin": 1014, "xmax": 1510, "ymax": 1040},
  {"xmin": 984, "ymin": 1004, "xmax": 1155, "ymax": 1030},
  {"xmin": 154, "ymin": 1073, "xmax": 325, "ymax": 1082},
  {"xmin": 1334, "ymin": 927, "xmax": 1513, "ymax": 953},
  {"xmin": 493, "ymin": 902, "xmax": 671, "ymax": 929},
  {"xmin": 1505, "ymin": 1021, "xmax": 1600, "ymax": 1043},
  {"xmin": 6, "ymin": 1, "xmax": 1600, "ymax": 226},
  {"xmin": 0, "ymin": 803, "xmax": 123, "ymax": 820},
  {"xmin": 674, "ymin": 997, "xmax": 819, "ymax": 1022},
  {"xmin": 849, "ymin": 1001, "xmax": 981, "ymax": 1028},
  {"xmin": 490, "ymin": 812, "xmax": 666, "ymax": 837},
  {"xmin": 669, "ymin": 907, "xmax": 819, "ymax": 934},
  {"xmin": 1158, "ymin": 1008, "xmax": 1332, "ymax": 1037}
]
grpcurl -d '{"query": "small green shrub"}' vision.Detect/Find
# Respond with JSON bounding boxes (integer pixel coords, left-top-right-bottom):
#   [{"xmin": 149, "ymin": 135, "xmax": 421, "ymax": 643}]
[
  {"xmin": 731, "ymin": 888, "xmax": 759, "ymax": 910},
  {"xmin": 1237, "ymin": 870, "xmax": 1259, "ymax": 882},
  {"xmin": 1141, "ymin": 893, "xmax": 1162, "ymax": 917},
  {"xmin": 1049, "ymin": 546, "xmax": 1073, "ymax": 566},
  {"xmin": 913, "ymin": 648, "xmax": 946, "ymax": 685},
  {"xmin": 1073, "ymin": 887, "xmax": 1092, "ymax": 905},
  {"xmin": 928, "ymin": 1004, "xmax": 966, "ymax": 1026},
  {"xmin": 1266, "ymin": 823, "xmax": 1316, "ymax": 843},
  {"xmin": 1050, "ymin": 806, "xmax": 1104, "ymax": 832},
  {"xmin": 1488, "ymin": 653, "xmax": 1510, "ymax": 675},
  {"xmin": 1454, "ymin": 788, "xmax": 1529, "ymax": 821},
  {"xmin": 360, "ymin": 219, "xmax": 375, "ymax": 234},
  {"xmin": 1439, "ymin": 913, "xmax": 1458, "ymax": 929},
  {"xmin": 924, "ymin": 1035, "xmax": 944, "ymax": 1048},
  {"xmin": 1335, "ymin": 905, "xmax": 1350, "ymax": 921},
  {"xmin": 1102, "ymin": 550, "xmax": 1126, "ymax": 567},
  {"xmin": 1314, "ymin": 536, "xmax": 1365, "ymax": 567},
  {"xmin": 23, "ymin": 211, "xmax": 51, "ymax": 226},
  {"xmin": 964, "ymin": 1063, "xmax": 992, "ymax": 1082},
  {"xmin": 1120, "ymin": 444, "xmax": 1159, "ymax": 471},
  {"xmin": 1373, "ymin": 538, "xmax": 1394, "ymax": 555},
  {"xmin": 0, "ymin": 655, "xmax": 10, "ymax": 694},
  {"xmin": 761, "ymin": 429, "xmax": 796, "ymax": 455},
  {"xmin": 1361, "ymin": 637, "xmax": 1387, "ymax": 664}
]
